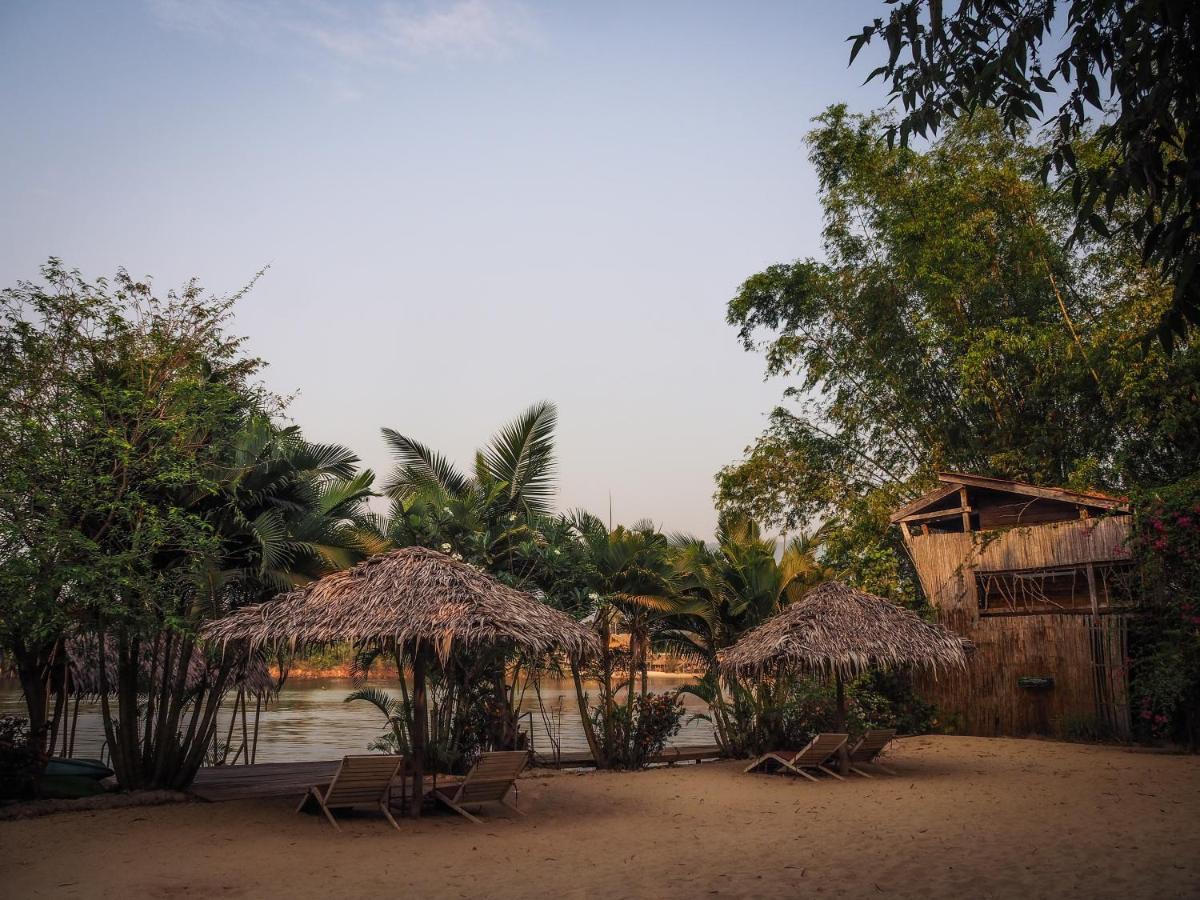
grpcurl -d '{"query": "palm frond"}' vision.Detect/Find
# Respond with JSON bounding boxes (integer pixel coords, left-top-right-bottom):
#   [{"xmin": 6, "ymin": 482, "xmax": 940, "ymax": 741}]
[
  {"xmin": 381, "ymin": 427, "xmax": 472, "ymax": 499},
  {"xmin": 479, "ymin": 400, "xmax": 557, "ymax": 515}
]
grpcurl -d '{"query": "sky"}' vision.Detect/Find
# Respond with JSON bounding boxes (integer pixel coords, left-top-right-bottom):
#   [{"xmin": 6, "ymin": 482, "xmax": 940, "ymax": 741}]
[{"xmin": 0, "ymin": 0, "xmax": 891, "ymax": 538}]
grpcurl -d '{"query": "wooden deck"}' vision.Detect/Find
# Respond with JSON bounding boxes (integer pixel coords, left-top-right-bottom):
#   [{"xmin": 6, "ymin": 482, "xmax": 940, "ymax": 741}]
[
  {"xmin": 191, "ymin": 759, "xmax": 341, "ymax": 802},
  {"xmin": 534, "ymin": 744, "xmax": 722, "ymax": 768},
  {"xmin": 189, "ymin": 745, "xmax": 723, "ymax": 802}
]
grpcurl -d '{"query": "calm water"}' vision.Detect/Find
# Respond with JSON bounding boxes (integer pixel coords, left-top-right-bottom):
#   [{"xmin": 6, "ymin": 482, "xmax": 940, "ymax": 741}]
[{"xmin": 0, "ymin": 674, "xmax": 714, "ymax": 763}]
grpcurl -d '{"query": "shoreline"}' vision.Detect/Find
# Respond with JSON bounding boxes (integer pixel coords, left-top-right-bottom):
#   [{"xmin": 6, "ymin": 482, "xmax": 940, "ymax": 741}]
[
  {"xmin": 2, "ymin": 735, "xmax": 1196, "ymax": 898},
  {"xmin": 274, "ymin": 666, "xmax": 705, "ymax": 681}
]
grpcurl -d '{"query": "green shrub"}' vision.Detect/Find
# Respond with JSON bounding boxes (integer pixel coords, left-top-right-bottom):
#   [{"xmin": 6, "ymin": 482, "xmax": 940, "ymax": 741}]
[
  {"xmin": 1127, "ymin": 478, "xmax": 1200, "ymax": 749},
  {"xmin": 0, "ymin": 715, "xmax": 41, "ymax": 801},
  {"xmin": 593, "ymin": 691, "xmax": 685, "ymax": 769}
]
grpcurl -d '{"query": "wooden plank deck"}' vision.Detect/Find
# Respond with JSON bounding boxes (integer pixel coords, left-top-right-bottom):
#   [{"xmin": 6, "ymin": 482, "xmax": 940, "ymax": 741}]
[
  {"xmin": 533, "ymin": 744, "xmax": 722, "ymax": 768},
  {"xmin": 190, "ymin": 745, "xmax": 724, "ymax": 802},
  {"xmin": 191, "ymin": 759, "xmax": 341, "ymax": 802}
]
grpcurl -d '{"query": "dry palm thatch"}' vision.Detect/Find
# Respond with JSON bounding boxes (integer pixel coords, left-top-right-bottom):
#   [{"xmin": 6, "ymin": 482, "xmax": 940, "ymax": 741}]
[
  {"xmin": 719, "ymin": 580, "xmax": 968, "ymax": 679},
  {"xmin": 203, "ymin": 546, "xmax": 599, "ymax": 661},
  {"xmin": 65, "ymin": 635, "xmax": 277, "ymax": 698}
]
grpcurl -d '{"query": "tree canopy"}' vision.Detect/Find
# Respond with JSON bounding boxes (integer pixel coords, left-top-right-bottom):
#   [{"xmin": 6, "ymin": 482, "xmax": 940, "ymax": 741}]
[
  {"xmin": 719, "ymin": 106, "xmax": 1199, "ymax": 595},
  {"xmin": 851, "ymin": 0, "xmax": 1200, "ymax": 349}
]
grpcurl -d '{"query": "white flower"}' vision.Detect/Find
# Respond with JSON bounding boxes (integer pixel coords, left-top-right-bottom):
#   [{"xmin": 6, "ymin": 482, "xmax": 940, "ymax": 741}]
[
  {"xmin": 553, "ymin": 548, "xmax": 561, "ymax": 556},
  {"xmin": 440, "ymin": 542, "xmax": 452, "ymax": 552},
  {"xmin": 443, "ymin": 507, "xmax": 452, "ymax": 514},
  {"xmin": 588, "ymin": 592, "xmax": 600, "ymax": 602},
  {"xmin": 508, "ymin": 513, "xmax": 518, "ymax": 522},
  {"xmin": 451, "ymin": 552, "xmax": 463, "ymax": 561}
]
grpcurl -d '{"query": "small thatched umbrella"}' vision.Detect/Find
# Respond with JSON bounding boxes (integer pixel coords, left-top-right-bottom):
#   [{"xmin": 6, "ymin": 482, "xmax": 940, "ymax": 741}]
[
  {"xmin": 60, "ymin": 635, "xmax": 277, "ymax": 764},
  {"xmin": 205, "ymin": 546, "xmax": 598, "ymax": 813},
  {"xmin": 719, "ymin": 581, "xmax": 967, "ymax": 771}
]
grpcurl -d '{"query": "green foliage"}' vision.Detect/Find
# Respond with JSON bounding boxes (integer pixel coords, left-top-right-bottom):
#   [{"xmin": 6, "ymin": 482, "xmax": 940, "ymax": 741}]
[
  {"xmin": 0, "ymin": 260, "xmax": 380, "ymax": 787},
  {"xmin": 0, "ymin": 716, "xmax": 41, "ymax": 801},
  {"xmin": 346, "ymin": 650, "xmax": 495, "ymax": 773},
  {"xmin": 1126, "ymin": 477, "xmax": 1200, "ymax": 747},
  {"xmin": 720, "ymin": 107, "xmax": 1200, "ymax": 603},
  {"xmin": 852, "ymin": 0, "xmax": 1200, "ymax": 348},
  {"xmin": 690, "ymin": 672, "xmax": 934, "ymax": 758},
  {"xmin": 591, "ymin": 692, "xmax": 685, "ymax": 770}
]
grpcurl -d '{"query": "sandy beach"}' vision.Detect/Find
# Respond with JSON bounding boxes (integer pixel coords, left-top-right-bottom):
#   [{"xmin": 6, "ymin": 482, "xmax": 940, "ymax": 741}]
[{"xmin": 1, "ymin": 735, "xmax": 1197, "ymax": 899}]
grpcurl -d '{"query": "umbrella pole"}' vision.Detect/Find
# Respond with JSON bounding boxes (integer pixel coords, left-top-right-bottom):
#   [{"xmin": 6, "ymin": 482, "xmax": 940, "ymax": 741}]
[
  {"xmin": 834, "ymin": 670, "xmax": 850, "ymax": 775},
  {"xmin": 411, "ymin": 644, "xmax": 427, "ymax": 818}
]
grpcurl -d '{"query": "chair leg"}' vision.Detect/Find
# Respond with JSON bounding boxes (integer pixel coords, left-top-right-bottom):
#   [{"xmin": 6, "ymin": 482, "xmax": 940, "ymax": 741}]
[
  {"xmin": 296, "ymin": 786, "xmax": 314, "ymax": 814},
  {"xmin": 873, "ymin": 762, "xmax": 897, "ymax": 775},
  {"xmin": 501, "ymin": 797, "xmax": 527, "ymax": 816},
  {"xmin": 785, "ymin": 765, "xmax": 820, "ymax": 782},
  {"xmin": 316, "ymin": 797, "xmax": 341, "ymax": 832},
  {"xmin": 816, "ymin": 765, "xmax": 845, "ymax": 781},
  {"xmin": 435, "ymin": 792, "xmax": 484, "ymax": 825},
  {"xmin": 850, "ymin": 765, "xmax": 874, "ymax": 778},
  {"xmin": 380, "ymin": 801, "xmax": 403, "ymax": 832}
]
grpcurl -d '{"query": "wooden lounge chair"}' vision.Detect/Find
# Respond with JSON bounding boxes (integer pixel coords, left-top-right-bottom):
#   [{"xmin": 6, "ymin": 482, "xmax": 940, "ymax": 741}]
[
  {"xmin": 296, "ymin": 754, "xmax": 404, "ymax": 832},
  {"xmin": 743, "ymin": 733, "xmax": 849, "ymax": 782},
  {"xmin": 433, "ymin": 750, "xmax": 528, "ymax": 824},
  {"xmin": 847, "ymin": 728, "xmax": 898, "ymax": 777}
]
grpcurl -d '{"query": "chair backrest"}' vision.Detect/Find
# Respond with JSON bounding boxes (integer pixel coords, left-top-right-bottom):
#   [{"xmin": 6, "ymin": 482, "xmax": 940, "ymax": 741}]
[
  {"xmin": 456, "ymin": 750, "xmax": 528, "ymax": 804},
  {"xmin": 850, "ymin": 729, "xmax": 896, "ymax": 762},
  {"xmin": 323, "ymin": 754, "xmax": 404, "ymax": 807},
  {"xmin": 795, "ymin": 733, "xmax": 848, "ymax": 767}
]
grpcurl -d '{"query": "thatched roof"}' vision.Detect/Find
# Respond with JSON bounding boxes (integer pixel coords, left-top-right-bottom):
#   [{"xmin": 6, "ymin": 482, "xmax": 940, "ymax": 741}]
[
  {"xmin": 66, "ymin": 635, "xmax": 276, "ymax": 698},
  {"xmin": 719, "ymin": 581, "xmax": 968, "ymax": 679},
  {"xmin": 203, "ymin": 546, "xmax": 599, "ymax": 660}
]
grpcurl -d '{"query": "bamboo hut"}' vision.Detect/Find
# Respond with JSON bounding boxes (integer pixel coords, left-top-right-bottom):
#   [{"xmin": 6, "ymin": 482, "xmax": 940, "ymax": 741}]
[
  {"xmin": 720, "ymin": 580, "xmax": 968, "ymax": 768},
  {"xmin": 892, "ymin": 472, "xmax": 1133, "ymax": 738},
  {"xmin": 204, "ymin": 546, "xmax": 598, "ymax": 814}
]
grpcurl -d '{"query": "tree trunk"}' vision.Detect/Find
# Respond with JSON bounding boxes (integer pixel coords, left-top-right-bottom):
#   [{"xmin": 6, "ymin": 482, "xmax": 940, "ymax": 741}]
[
  {"xmin": 599, "ymin": 611, "xmax": 614, "ymax": 757},
  {"xmin": 13, "ymin": 643, "xmax": 54, "ymax": 769},
  {"xmin": 834, "ymin": 671, "xmax": 850, "ymax": 775},
  {"xmin": 410, "ymin": 644, "xmax": 427, "ymax": 818},
  {"xmin": 571, "ymin": 660, "xmax": 604, "ymax": 767}
]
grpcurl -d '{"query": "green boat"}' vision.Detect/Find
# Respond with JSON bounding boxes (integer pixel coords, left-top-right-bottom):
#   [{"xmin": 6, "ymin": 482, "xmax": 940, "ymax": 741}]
[{"xmin": 44, "ymin": 757, "xmax": 114, "ymax": 780}]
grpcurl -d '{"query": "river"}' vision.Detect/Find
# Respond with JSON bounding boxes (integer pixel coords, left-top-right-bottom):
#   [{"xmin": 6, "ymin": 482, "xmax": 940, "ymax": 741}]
[{"xmin": 0, "ymin": 674, "xmax": 715, "ymax": 763}]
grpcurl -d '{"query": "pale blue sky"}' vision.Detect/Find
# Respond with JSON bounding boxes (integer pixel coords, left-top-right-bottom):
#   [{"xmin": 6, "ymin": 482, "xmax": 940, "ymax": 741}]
[{"xmin": 0, "ymin": 0, "xmax": 888, "ymax": 538}]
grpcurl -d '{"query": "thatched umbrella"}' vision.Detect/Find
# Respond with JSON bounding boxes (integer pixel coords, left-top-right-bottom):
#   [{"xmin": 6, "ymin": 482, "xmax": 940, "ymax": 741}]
[
  {"xmin": 204, "ymin": 546, "xmax": 599, "ymax": 813},
  {"xmin": 65, "ymin": 635, "xmax": 276, "ymax": 699},
  {"xmin": 59, "ymin": 635, "xmax": 277, "ymax": 764},
  {"xmin": 719, "ymin": 580, "xmax": 967, "ymax": 771}
]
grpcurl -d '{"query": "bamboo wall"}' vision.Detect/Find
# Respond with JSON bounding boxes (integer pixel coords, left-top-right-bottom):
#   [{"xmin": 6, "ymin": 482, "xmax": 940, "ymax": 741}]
[{"xmin": 907, "ymin": 516, "xmax": 1133, "ymax": 737}]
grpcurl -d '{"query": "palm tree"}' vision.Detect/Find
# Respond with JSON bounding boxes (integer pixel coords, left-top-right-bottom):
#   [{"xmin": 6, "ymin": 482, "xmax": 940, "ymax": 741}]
[
  {"xmin": 562, "ymin": 514, "xmax": 707, "ymax": 766},
  {"xmin": 666, "ymin": 513, "xmax": 829, "ymax": 755},
  {"xmin": 206, "ymin": 415, "xmax": 383, "ymax": 602},
  {"xmin": 96, "ymin": 414, "xmax": 382, "ymax": 789},
  {"xmin": 374, "ymin": 402, "xmax": 562, "ymax": 752}
]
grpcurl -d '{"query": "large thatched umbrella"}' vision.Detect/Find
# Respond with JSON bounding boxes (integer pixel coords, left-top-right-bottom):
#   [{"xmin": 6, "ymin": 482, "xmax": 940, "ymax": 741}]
[
  {"xmin": 719, "ymin": 580, "xmax": 967, "ymax": 771},
  {"xmin": 204, "ymin": 546, "xmax": 598, "ymax": 814}
]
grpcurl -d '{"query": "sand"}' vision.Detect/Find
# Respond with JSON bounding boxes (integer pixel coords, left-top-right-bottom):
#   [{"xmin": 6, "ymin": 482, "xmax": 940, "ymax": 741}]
[{"xmin": 1, "ymin": 735, "xmax": 1197, "ymax": 899}]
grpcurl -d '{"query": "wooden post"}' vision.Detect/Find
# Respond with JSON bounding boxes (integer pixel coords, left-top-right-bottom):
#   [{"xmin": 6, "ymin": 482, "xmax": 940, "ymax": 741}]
[
  {"xmin": 834, "ymin": 671, "xmax": 850, "ymax": 775},
  {"xmin": 410, "ymin": 644, "xmax": 427, "ymax": 818},
  {"xmin": 250, "ymin": 692, "xmax": 262, "ymax": 765},
  {"xmin": 959, "ymin": 487, "xmax": 972, "ymax": 532},
  {"xmin": 239, "ymin": 687, "xmax": 250, "ymax": 766}
]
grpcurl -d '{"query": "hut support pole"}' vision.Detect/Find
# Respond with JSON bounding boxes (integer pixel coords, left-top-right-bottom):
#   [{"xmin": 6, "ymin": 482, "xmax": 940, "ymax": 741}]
[
  {"xmin": 834, "ymin": 671, "xmax": 850, "ymax": 775},
  {"xmin": 410, "ymin": 645, "xmax": 427, "ymax": 818}
]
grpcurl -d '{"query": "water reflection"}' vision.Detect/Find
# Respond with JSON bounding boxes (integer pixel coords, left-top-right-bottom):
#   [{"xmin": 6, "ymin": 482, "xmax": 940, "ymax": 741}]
[{"xmin": 0, "ymin": 674, "xmax": 714, "ymax": 763}]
